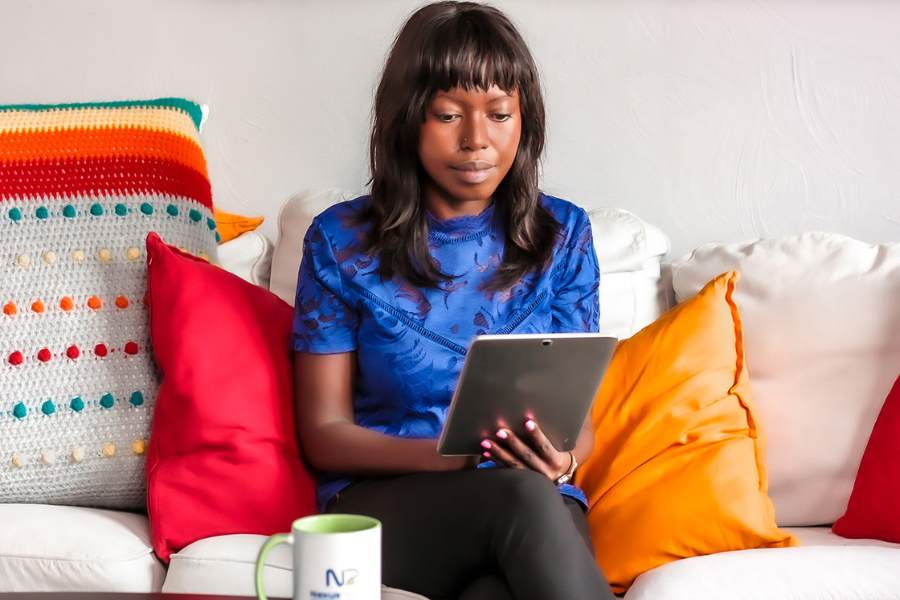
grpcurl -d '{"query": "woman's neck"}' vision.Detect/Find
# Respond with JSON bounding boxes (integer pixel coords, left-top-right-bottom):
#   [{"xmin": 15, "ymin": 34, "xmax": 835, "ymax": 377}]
[{"xmin": 423, "ymin": 181, "xmax": 492, "ymax": 221}]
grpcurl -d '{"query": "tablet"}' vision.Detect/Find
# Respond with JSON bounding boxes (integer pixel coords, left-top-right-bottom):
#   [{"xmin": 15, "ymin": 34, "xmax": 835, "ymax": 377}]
[{"xmin": 437, "ymin": 333, "xmax": 617, "ymax": 456}]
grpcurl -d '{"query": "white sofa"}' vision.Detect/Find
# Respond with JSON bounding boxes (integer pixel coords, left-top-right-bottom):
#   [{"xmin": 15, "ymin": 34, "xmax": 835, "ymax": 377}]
[{"xmin": 2, "ymin": 189, "xmax": 898, "ymax": 600}]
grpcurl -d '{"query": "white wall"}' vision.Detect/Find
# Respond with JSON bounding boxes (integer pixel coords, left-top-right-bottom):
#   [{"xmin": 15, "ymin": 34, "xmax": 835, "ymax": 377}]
[{"xmin": 3, "ymin": 0, "xmax": 899, "ymax": 257}]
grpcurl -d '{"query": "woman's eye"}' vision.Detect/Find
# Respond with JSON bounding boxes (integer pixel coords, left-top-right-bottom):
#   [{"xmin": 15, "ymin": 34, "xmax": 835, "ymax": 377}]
[
  {"xmin": 492, "ymin": 114, "xmax": 512, "ymax": 122},
  {"xmin": 436, "ymin": 113, "xmax": 459, "ymax": 122}
]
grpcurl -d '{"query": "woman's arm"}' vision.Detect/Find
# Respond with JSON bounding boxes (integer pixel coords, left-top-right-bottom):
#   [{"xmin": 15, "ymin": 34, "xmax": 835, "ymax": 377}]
[
  {"xmin": 573, "ymin": 413, "xmax": 595, "ymax": 466},
  {"xmin": 294, "ymin": 351, "xmax": 471, "ymax": 474}
]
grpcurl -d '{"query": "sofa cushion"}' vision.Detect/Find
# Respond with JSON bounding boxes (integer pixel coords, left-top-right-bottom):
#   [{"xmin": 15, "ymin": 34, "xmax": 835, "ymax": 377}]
[
  {"xmin": 0, "ymin": 98, "xmax": 218, "ymax": 509},
  {"xmin": 216, "ymin": 230, "xmax": 273, "ymax": 288},
  {"xmin": 671, "ymin": 233, "xmax": 900, "ymax": 526},
  {"xmin": 599, "ymin": 269, "xmax": 667, "ymax": 340},
  {"xmin": 162, "ymin": 534, "xmax": 428, "ymax": 599},
  {"xmin": 0, "ymin": 504, "xmax": 164, "ymax": 592},
  {"xmin": 833, "ymin": 374, "xmax": 900, "ymax": 543},
  {"xmin": 586, "ymin": 206, "xmax": 670, "ymax": 274},
  {"xmin": 145, "ymin": 233, "xmax": 317, "ymax": 562},
  {"xmin": 624, "ymin": 527, "xmax": 900, "ymax": 600},
  {"xmin": 269, "ymin": 188, "xmax": 359, "ymax": 306},
  {"xmin": 589, "ymin": 208, "xmax": 669, "ymax": 338},
  {"xmin": 577, "ymin": 271, "xmax": 795, "ymax": 593},
  {"xmin": 269, "ymin": 189, "xmax": 669, "ymax": 339},
  {"xmin": 213, "ymin": 208, "xmax": 264, "ymax": 244}
]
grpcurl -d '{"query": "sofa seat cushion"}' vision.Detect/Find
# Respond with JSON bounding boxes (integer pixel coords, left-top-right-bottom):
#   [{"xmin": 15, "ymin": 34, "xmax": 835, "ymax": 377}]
[
  {"xmin": 163, "ymin": 534, "xmax": 428, "ymax": 599},
  {"xmin": 0, "ymin": 504, "xmax": 164, "ymax": 592},
  {"xmin": 624, "ymin": 527, "xmax": 900, "ymax": 600}
]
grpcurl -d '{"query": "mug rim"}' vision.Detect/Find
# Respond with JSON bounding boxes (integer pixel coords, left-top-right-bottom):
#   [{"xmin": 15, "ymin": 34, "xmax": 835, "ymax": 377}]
[{"xmin": 291, "ymin": 513, "xmax": 381, "ymax": 535}]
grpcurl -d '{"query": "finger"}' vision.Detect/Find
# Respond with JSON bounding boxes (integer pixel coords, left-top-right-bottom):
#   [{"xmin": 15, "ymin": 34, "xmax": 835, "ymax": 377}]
[
  {"xmin": 524, "ymin": 419, "xmax": 566, "ymax": 473},
  {"xmin": 496, "ymin": 428, "xmax": 554, "ymax": 478},
  {"xmin": 482, "ymin": 438, "xmax": 524, "ymax": 469}
]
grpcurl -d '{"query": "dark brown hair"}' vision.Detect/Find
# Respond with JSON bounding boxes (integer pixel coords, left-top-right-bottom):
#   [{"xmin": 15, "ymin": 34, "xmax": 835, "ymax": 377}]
[{"xmin": 364, "ymin": 0, "xmax": 559, "ymax": 290}]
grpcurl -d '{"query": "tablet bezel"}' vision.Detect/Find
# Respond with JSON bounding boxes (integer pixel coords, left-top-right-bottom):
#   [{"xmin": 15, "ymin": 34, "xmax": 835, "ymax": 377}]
[{"xmin": 437, "ymin": 333, "xmax": 617, "ymax": 456}]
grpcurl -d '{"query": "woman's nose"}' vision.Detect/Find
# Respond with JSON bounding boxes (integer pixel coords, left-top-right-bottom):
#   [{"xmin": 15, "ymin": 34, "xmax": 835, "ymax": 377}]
[{"xmin": 461, "ymin": 115, "xmax": 488, "ymax": 151}]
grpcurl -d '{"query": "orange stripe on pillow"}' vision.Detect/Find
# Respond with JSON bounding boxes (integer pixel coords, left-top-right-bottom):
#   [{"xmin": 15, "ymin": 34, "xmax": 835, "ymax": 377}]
[{"xmin": 0, "ymin": 127, "xmax": 207, "ymax": 177}]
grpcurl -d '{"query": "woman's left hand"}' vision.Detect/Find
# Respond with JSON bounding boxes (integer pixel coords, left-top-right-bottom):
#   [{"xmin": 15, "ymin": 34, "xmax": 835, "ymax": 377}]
[{"xmin": 482, "ymin": 418, "xmax": 571, "ymax": 482}]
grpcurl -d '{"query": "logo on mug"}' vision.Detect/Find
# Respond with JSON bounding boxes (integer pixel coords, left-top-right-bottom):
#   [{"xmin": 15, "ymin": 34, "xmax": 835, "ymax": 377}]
[{"xmin": 326, "ymin": 568, "xmax": 358, "ymax": 588}]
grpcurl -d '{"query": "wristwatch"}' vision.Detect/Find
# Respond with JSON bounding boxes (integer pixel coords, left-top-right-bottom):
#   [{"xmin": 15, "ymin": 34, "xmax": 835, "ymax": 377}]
[{"xmin": 554, "ymin": 451, "xmax": 578, "ymax": 486}]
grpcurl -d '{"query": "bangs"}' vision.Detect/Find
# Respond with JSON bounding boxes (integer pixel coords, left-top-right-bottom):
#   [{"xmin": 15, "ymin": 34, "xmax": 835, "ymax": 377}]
[{"xmin": 419, "ymin": 14, "xmax": 527, "ymax": 94}]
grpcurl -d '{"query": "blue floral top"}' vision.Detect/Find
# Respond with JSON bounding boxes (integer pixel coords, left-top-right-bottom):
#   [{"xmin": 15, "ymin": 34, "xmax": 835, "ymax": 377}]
[{"xmin": 292, "ymin": 193, "xmax": 601, "ymax": 511}]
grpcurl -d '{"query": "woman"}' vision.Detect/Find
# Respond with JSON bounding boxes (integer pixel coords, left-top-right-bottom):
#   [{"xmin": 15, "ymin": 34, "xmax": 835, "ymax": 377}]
[{"xmin": 293, "ymin": 2, "xmax": 614, "ymax": 599}]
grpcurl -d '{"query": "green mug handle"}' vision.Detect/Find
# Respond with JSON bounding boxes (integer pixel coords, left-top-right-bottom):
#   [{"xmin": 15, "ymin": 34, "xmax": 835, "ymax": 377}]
[{"xmin": 255, "ymin": 532, "xmax": 292, "ymax": 600}]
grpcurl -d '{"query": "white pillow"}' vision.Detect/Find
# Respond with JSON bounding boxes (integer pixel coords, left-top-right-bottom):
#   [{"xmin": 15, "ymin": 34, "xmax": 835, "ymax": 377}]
[
  {"xmin": 215, "ymin": 231, "xmax": 272, "ymax": 288},
  {"xmin": 268, "ymin": 189, "xmax": 669, "ymax": 340},
  {"xmin": 588, "ymin": 208, "xmax": 669, "ymax": 338},
  {"xmin": 269, "ymin": 188, "xmax": 359, "ymax": 305},
  {"xmin": 671, "ymin": 232, "xmax": 900, "ymax": 526},
  {"xmin": 587, "ymin": 206, "xmax": 669, "ymax": 274}
]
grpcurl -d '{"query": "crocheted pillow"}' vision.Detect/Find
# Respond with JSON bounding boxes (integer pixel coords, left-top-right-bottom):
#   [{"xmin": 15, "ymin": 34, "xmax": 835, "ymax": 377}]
[{"xmin": 0, "ymin": 98, "xmax": 218, "ymax": 509}]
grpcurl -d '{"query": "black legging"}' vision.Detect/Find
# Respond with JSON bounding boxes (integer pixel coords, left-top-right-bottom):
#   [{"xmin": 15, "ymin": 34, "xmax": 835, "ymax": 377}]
[{"xmin": 325, "ymin": 467, "xmax": 615, "ymax": 600}]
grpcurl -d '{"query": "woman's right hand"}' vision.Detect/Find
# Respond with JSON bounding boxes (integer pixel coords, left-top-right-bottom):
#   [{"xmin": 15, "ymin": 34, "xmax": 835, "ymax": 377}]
[{"xmin": 417, "ymin": 438, "xmax": 479, "ymax": 471}]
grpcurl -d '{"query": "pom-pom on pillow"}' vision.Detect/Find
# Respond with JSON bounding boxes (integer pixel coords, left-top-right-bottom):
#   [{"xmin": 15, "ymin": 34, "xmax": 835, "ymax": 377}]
[
  {"xmin": 144, "ymin": 232, "xmax": 317, "ymax": 562},
  {"xmin": 0, "ymin": 98, "xmax": 218, "ymax": 508}
]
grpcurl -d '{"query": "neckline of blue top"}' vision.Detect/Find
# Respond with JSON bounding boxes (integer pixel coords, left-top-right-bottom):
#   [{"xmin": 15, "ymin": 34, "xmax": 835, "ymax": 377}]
[{"xmin": 425, "ymin": 201, "xmax": 496, "ymax": 242}]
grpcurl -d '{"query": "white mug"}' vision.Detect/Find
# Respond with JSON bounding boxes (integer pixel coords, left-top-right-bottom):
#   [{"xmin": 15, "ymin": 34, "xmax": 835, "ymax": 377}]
[{"xmin": 255, "ymin": 513, "xmax": 381, "ymax": 600}]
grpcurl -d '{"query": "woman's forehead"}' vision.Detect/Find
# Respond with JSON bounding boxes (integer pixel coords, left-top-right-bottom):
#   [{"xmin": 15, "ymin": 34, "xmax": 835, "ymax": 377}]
[{"xmin": 432, "ymin": 85, "xmax": 518, "ymax": 104}]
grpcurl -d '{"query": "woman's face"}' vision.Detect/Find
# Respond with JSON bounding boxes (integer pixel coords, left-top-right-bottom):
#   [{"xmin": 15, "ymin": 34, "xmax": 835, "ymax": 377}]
[{"xmin": 418, "ymin": 85, "xmax": 522, "ymax": 212}]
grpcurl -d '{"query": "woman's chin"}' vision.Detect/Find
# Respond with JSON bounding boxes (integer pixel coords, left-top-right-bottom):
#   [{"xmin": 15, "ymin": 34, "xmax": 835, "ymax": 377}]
[{"xmin": 443, "ymin": 182, "xmax": 499, "ymax": 204}]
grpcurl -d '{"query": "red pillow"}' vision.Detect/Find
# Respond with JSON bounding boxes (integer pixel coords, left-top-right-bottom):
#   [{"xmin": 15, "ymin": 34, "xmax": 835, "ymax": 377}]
[
  {"xmin": 832, "ymin": 374, "xmax": 900, "ymax": 542},
  {"xmin": 144, "ymin": 232, "xmax": 316, "ymax": 561}
]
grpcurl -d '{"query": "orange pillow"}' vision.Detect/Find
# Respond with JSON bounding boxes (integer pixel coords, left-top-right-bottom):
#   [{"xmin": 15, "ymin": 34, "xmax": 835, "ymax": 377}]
[
  {"xmin": 575, "ymin": 271, "xmax": 796, "ymax": 593},
  {"xmin": 213, "ymin": 208, "xmax": 264, "ymax": 243}
]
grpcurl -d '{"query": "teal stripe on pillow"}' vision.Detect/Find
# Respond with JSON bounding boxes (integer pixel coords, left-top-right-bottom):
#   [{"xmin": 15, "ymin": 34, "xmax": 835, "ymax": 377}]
[{"xmin": 0, "ymin": 97, "xmax": 204, "ymax": 130}]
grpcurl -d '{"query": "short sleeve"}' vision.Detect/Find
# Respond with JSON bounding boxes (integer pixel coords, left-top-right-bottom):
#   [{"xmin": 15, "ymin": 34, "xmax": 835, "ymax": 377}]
[
  {"xmin": 551, "ymin": 208, "xmax": 601, "ymax": 333},
  {"xmin": 292, "ymin": 218, "xmax": 359, "ymax": 353}
]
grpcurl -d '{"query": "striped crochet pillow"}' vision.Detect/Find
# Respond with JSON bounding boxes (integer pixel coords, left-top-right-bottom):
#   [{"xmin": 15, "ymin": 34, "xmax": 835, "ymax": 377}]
[{"xmin": 0, "ymin": 98, "xmax": 218, "ymax": 509}]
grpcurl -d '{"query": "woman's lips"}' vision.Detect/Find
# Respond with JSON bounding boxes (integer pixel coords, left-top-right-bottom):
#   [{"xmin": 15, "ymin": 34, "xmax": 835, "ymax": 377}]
[{"xmin": 450, "ymin": 164, "xmax": 495, "ymax": 184}]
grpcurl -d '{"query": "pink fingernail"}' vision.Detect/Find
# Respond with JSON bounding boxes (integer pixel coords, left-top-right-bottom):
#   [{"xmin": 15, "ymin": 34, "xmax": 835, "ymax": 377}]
[
  {"xmin": 480, "ymin": 439, "xmax": 492, "ymax": 449},
  {"xmin": 525, "ymin": 420, "xmax": 536, "ymax": 432},
  {"xmin": 496, "ymin": 429, "xmax": 508, "ymax": 439},
  {"xmin": 483, "ymin": 451, "xmax": 491, "ymax": 458}
]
